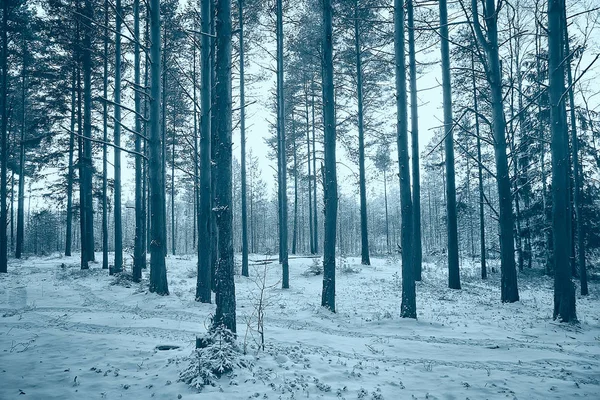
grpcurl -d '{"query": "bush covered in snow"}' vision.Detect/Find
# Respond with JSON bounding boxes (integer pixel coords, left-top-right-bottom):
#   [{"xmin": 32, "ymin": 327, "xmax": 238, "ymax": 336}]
[
  {"xmin": 302, "ymin": 258, "xmax": 323, "ymax": 276},
  {"xmin": 179, "ymin": 325, "xmax": 247, "ymax": 391}
]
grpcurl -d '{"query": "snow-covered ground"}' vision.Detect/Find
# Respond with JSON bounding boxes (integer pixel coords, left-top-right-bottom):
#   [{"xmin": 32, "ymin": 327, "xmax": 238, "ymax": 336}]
[{"xmin": 1, "ymin": 253, "xmax": 599, "ymax": 399}]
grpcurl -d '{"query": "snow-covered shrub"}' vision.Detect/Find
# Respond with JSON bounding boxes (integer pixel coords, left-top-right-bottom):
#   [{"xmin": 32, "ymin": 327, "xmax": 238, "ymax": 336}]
[
  {"xmin": 110, "ymin": 271, "xmax": 135, "ymax": 287},
  {"xmin": 302, "ymin": 258, "xmax": 323, "ymax": 276},
  {"xmin": 339, "ymin": 256, "xmax": 360, "ymax": 274},
  {"xmin": 179, "ymin": 326, "xmax": 245, "ymax": 391}
]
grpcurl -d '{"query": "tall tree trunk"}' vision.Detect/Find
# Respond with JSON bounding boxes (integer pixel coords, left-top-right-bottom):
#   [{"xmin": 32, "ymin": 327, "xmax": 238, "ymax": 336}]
[
  {"xmin": 148, "ymin": 0, "xmax": 169, "ymax": 295},
  {"xmin": 384, "ymin": 170, "xmax": 390, "ymax": 254},
  {"xmin": 305, "ymin": 80, "xmax": 314, "ymax": 254},
  {"xmin": 171, "ymin": 110, "xmax": 175, "ymax": 255},
  {"xmin": 81, "ymin": 0, "xmax": 95, "ymax": 267},
  {"xmin": 276, "ymin": 0, "xmax": 289, "ymax": 288},
  {"xmin": 354, "ymin": 0, "xmax": 370, "ymax": 266},
  {"xmin": 407, "ymin": 0, "xmax": 421, "ymax": 280},
  {"xmin": 472, "ymin": 54, "xmax": 486, "ymax": 279},
  {"xmin": 102, "ymin": 0, "xmax": 109, "ymax": 269},
  {"xmin": 143, "ymin": 6, "xmax": 149, "ymax": 266},
  {"xmin": 472, "ymin": 0, "xmax": 518, "ymax": 302},
  {"xmin": 196, "ymin": 0, "xmax": 212, "ymax": 303},
  {"xmin": 112, "ymin": 0, "xmax": 124, "ymax": 274},
  {"xmin": 439, "ymin": 0, "xmax": 460, "ymax": 289},
  {"xmin": 311, "ymin": 80, "xmax": 318, "ymax": 254},
  {"xmin": 213, "ymin": 0, "xmax": 236, "ymax": 332},
  {"xmin": 77, "ymin": 21, "xmax": 87, "ymax": 263},
  {"xmin": 562, "ymin": 6, "xmax": 587, "ymax": 295},
  {"xmin": 133, "ymin": 0, "xmax": 145, "ymax": 282},
  {"xmin": 0, "ymin": 0, "xmax": 8, "ymax": 273},
  {"xmin": 395, "ymin": 0, "xmax": 416, "ymax": 318},
  {"xmin": 535, "ymin": 16, "xmax": 553, "ymax": 276},
  {"xmin": 321, "ymin": 0, "xmax": 337, "ymax": 312},
  {"xmin": 66, "ymin": 62, "xmax": 76, "ymax": 258},
  {"xmin": 162, "ymin": 22, "xmax": 168, "ymax": 257},
  {"xmin": 15, "ymin": 44, "xmax": 26, "ymax": 259},
  {"xmin": 210, "ymin": 0, "xmax": 218, "ymax": 290},
  {"xmin": 239, "ymin": 0, "xmax": 249, "ymax": 276},
  {"xmin": 548, "ymin": 0, "xmax": 576, "ymax": 321},
  {"xmin": 192, "ymin": 13, "xmax": 199, "ymax": 279},
  {"xmin": 292, "ymin": 111, "xmax": 298, "ymax": 255}
]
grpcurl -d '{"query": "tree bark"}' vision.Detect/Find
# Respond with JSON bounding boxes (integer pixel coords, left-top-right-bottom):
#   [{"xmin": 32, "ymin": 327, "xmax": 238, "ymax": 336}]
[
  {"xmin": 82, "ymin": 0, "xmax": 95, "ymax": 267},
  {"xmin": 113, "ymin": 0, "xmax": 124, "ymax": 274},
  {"xmin": 305, "ymin": 81, "xmax": 314, "ymax": 254},
  {"xmin": 15, "ymin": 43, "xmax": 26, "ymax": 259},
  {"xmin": 239, "ymin": 0, "xmax": 249, "ymax": 276},
  {"xmin": 395, "ymin": 0, "xmax": 416, "ymax": 318},
  {"xmin": 562, "ymin": 6, "xmax": 587, "ymax": 296},
  {"xmin": 133, "ymin": 0, "xmax": 145, "ymax": 282},
  {"xmin": 321, "ymin": 0, "xmax": 337, "ymax": 312},
  {"xmin": 354, "ymin": 0, "xmax": 370, "ymax": 266},
  {"xmin": 407, "ymin": 0, "xmax": 421, "ymax": 280},
  {"xmin": 276, "ymin": 0, "xmax": 289, "ymax": 288},
  {"xmin": 548, "ymin": 0, "xmax": 576, "ymax": 321},
  {"xmin": 292, "ymin": 110, "xmax": 298, "ymax": 255},
  {"xmin": 101, "ymin": 0, "xmax": 109, "ymax": 270},
  {"xmin": 472, "ymin": 54, "xmax": 486, "ymax": 279},
  {"xmin": 0, "ymin": 0, "xmax": 8, "ymax": 273},
  {"xmin": 149, "ymin": 0, "xmax": 169, "ymax": 295},
  {"xmin": 66, "ymin": 62, "xmax": 77, "ymax": 258},
  {"xmin": 439, "ymin": 0, "xmax": 460, "ymax": 289},
  {"xmin": 312, "ymin": 80, "xmax": 318, "ymax": 254},
  {"xmin": 472, "ymin": 0, "xmax": 518, "ymax": 302},
  {"xmin": 213, "ymin": 0, "xmax": 237, "ymax": 332},
  {"xmin": 196, "ymin": 0, "xmax": 212, "ymax": 303}
]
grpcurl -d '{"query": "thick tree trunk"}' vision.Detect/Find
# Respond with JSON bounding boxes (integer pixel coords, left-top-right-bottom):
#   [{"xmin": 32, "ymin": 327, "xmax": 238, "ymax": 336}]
[
  {"xmin": 439, "ymin": 0, "xmax": 460, "ymax": 289},
  {"xmin": 548, "ymin": 0, "xmax": 576, "ymax": 321},
  {"xmin": 196, "ymin": 0, "xmax": 212, "ymax": 303},
  {"xmin": 239, "ymin": 0, "xmax": 249, "ymax": 276},
  {"xmin": 562, "ymin": 8, "xmax": 587, "ymax": 295},
  {"xmin": 82, "ymin": 0, "xmax": 95, "ymax": 266},
  {"xmin": 162, "ymin": 23, "xmax": 168, "ymax": 257},
  {"xmin": 143, "ymin": 7, "xmax": 149, "ymax": 267},
  {"xmin": 321, "ymin": 0, "xmax": 337, "ymax": 312},
  {"xmin": 148, "ymin": 0, "xmax": 169, "ymax": 295},
  {"xmin": 171, "ymin": 108, "xmax": 175, "ymax": 255},
  {"xmin": 354, "ymin": 0, "xmax": 370, "ymax": 266},
  {"xmin": 213, "ymin": 0, "xmax": 237, "ymax": 332},
  {"xmin": 395, "ymin": 0, "xmax": 416, "ymax": 318},
  {"xmin": 101, "ymin": 0, "xmax": 109, "ymax": 270},
  {"xmin": 210, "ymin": 0, "xmax": 218, "ymax": 291},
  {"xmin": 0, "ymin": 0, "xmax": 8, "ymax": 273},
  {"xmin": 407, "ymin": 0, "xmax": 421, "ymax": 280},
  {"xmin": 133, "ymin": 0, "xmax": 145, "ymax": 282},
  {"xmin": 112, "ymin": 0, "xmax": 123, "ymax": 274},
  {"xmin": 312, "ymin": 81, "xmax": 318, "ymax": 254},
  {"xmin": 276, "ymin": 0, "xmax": 289, "ymax": 288},
  {"xmin": 473, "ymin": 0, "xmax": 518, "ymax": 302}
]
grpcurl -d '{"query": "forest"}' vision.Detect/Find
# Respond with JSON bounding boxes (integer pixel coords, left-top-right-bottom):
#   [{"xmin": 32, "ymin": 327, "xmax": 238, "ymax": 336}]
[{"xmin": 1, "ymin": 0, "xmax": 600, "ymax": 398}]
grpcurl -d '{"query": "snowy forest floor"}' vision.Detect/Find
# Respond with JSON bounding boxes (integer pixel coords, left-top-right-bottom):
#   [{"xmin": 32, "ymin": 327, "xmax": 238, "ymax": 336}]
[{"xmin": 1, "ymin": 253, "xmax": 599, "ymax": 400}]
